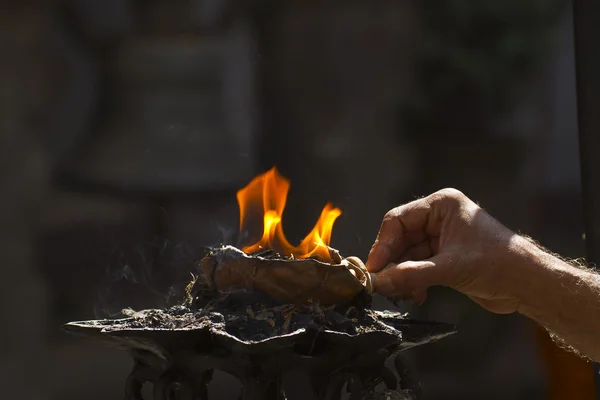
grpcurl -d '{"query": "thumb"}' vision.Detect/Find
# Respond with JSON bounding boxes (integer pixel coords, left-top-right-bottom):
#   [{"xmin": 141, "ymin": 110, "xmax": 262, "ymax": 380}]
[{"xmin": 372, "ymin": 254, "xmax": 449, "ymax": 300}]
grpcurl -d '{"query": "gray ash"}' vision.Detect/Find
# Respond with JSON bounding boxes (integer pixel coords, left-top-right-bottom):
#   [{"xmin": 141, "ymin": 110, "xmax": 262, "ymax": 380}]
[
  {"xmin": 100, "ymin": 290, "xmax": 382, "ymax": 343},
  {"xmin": 247, "ymin": 249, "xmax": 285, "ymax": 259},
  {"xmin": 202, "ymin": 293, "xmax": 374, "ymax": 341},
  {"xmin": 245, "ymin": 247, "xmax": 343, "ymax": 264}
]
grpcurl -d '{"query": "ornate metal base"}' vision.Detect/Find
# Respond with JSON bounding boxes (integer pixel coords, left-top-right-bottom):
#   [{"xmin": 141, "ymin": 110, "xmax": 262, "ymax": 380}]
[
  {"xmin": 124, "ymin": 349, "xmax": 420, "ymax": 400},
  {"xmin": 63, "ymin": 305, "xmax": 455, "ymax": 400}
]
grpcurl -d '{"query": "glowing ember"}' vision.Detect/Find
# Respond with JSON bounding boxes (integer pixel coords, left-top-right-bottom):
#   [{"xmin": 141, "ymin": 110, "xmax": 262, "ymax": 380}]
[{"xmin": 236, "ymin": 167, "xmax": 342, "ymax": 262}]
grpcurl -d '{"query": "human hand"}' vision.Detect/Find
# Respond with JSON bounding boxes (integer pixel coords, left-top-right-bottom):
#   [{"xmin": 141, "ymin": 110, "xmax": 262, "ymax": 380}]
[{"xmin": 367, "ymin": 188, "xmax": 532, "ymax": 314}]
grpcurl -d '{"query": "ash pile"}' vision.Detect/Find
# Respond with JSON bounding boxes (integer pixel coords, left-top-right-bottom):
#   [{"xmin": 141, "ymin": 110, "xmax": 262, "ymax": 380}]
[{"xmin": 63, "ymin": 245, "xmax": 456, "ymax": 400}]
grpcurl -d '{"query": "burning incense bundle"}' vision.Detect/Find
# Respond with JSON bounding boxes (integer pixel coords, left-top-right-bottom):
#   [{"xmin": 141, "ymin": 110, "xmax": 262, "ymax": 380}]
[
  {"xmin": 198, "ymin": 167, "xmax": 373, "ymax": 306},
  {"xmin": 198, "ymin": 245, "xmax": 372, "ymax": 306}
]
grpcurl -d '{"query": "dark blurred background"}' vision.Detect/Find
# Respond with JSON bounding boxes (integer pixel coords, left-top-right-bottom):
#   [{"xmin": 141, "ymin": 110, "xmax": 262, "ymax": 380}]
[{"xmin": 0, "ymin": 0, "xmax": 592, "ymax": 399}]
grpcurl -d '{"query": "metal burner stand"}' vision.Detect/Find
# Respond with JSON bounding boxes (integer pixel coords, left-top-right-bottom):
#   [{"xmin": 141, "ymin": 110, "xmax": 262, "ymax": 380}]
[
  {"xmin": 64, "ymin": 311, "xmax": 455, "ymax": 400},
  {"xmin": 126, "ymin": 341, "xmax": 413, "ymax": 400}
]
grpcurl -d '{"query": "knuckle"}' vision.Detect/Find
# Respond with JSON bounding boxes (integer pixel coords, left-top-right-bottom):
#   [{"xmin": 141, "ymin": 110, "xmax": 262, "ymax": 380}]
[
  {"xmin": 429, "ymin": 188, "xmax": 467, "ymax": 208},
  {"xmin": 436, "ymin": 188, "xmax": 465, "ymax": 200},
  {"xmin": 383, "ymin": 207, "xmax": 400, "ymax": 222}
]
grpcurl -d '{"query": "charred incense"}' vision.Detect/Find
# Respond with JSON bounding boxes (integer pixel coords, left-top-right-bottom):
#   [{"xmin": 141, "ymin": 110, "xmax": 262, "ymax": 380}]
[{"xmin": 197, "ymin": 245, "xmax": 373, "ymax": 306}]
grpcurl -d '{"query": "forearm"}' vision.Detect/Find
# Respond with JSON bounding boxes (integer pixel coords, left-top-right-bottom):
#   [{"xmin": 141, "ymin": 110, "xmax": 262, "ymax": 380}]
[{"xmin": 513, "ymin": 236, "xmax": 600, "ymax": 360}]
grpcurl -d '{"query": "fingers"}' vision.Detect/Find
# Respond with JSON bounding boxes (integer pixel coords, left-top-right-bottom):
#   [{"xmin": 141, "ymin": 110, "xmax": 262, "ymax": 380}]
[
  {"xmin": 373, "ymin": 255, "xmax": 448, "ymax": 301},
  {"xmin": 367, "ymin": 189, "xmax": 470, "ymax": 273},
  {"xmin": 396, "ymin": 240, "xmax": 434, "ymax": 263},
  {"xmin": 366, "ymin": 199, "xmax": 437, "ymax": 273},
  {"xmin": 366, "ymin": 208, "xmax": 406, "ymax": 273}
]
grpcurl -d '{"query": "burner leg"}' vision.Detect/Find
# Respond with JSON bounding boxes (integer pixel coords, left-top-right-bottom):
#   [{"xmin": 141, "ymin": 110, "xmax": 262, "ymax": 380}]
[
  {"xmin": 377, "ymin": 366, "xmax": 398, "ymax": 391},
  {"xmin": 153, "ymin": 372, "xmax": 172, "ymax": 400},
  {"xmin": 240, "ymin": 373, "xmax": 284, "ymax": 400},
  {"xmin": 126, "ymin": 362, "xmax": 156, "ymax": 400},
  {"xmin": 194, "ymin": 370, "xmax": 213, "ymax": 400},
  {"xmin": 394, "ymin": 355, "xmax": 422, "ymax": 399},
  {"xmin": 320, "ymin": 373, "xmax": 347, "ymax": 400},
  {"xmin": 281, "ymin": 369, "xmax": 316, "ymax": 400},
  {"xmin": 346, "ymin": 373, "xmax": 364, "ymax": 400},
  {"xmin": 153, "ymin": 370, "xmax": 210, "ymax": 400},
  {"xmin": 125, "ymin": 371, "xmax": 144, "ymax": 400}
]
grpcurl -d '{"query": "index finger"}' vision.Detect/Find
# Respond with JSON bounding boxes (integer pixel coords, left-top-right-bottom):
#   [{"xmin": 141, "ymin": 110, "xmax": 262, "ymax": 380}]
[{"xmin": 366, "ymin": 199, "xmax": 434, "ymax": 273}]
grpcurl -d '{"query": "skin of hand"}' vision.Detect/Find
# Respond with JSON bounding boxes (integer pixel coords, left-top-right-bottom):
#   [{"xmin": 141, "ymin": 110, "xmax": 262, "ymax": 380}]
[
  {"xmin": 367, "ymin": 188, "xmax": 600, "ymax": 361},
  {"xmin": 366, "ymin": 188, "xmax": 526, "ymax": 314}
]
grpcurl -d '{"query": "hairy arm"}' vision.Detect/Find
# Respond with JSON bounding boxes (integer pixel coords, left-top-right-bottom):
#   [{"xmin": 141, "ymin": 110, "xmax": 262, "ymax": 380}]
[
  {"xmin": 513, "ymin": 236, "xmax": 600, "ymax": 360},
  {"xmin": 367, "ymin": 189, "xmax": 600, "ymax": 362}
]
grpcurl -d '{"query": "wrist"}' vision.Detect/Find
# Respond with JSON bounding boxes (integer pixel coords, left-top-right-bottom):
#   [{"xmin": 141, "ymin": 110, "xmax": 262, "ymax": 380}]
[
  {"xmin": 500, "ymin": 236, "xmax": 548, "ymax": 312},
  {"xmin": 508, "ymin": 236, "xmax": 578, "ymax": 320},
  {"xmin": 493, "ymin": 237, "xmax": 600, "ymax": 360}
]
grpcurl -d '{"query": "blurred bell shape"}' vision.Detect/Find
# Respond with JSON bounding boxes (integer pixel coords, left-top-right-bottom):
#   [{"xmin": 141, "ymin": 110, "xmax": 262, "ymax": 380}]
[{"xmin": 65, "ymin": 0, "xmax": 258, "ymax": 194}]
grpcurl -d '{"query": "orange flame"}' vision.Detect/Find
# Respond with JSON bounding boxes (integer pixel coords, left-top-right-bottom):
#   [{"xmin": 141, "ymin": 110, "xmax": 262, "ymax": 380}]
[{"xmin": 236, "ymin": 167, "xmax": 342, "ymax": 262}]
